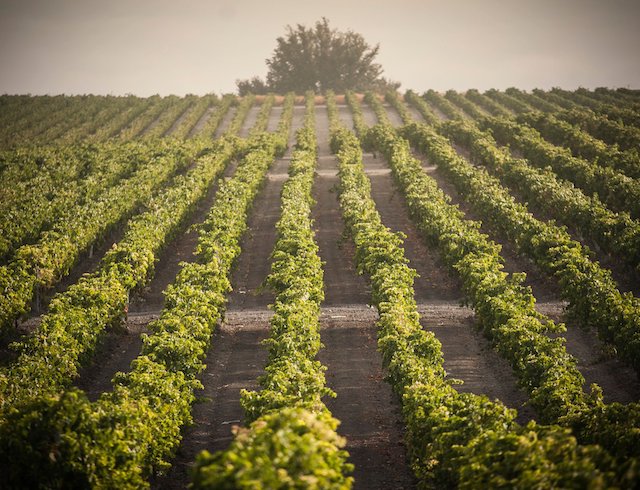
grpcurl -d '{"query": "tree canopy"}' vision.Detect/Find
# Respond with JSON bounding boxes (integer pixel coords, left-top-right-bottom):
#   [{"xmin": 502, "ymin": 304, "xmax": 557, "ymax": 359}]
[{"xmin": 237, "ymin": 18, "xmax": 398, "ymax": 95}]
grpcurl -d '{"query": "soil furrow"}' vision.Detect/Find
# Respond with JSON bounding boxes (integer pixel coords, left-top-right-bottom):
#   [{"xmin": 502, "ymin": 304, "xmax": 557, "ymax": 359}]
[
  {"xmin": 406, "ymin": 104, "xmax": 425, "ymax": 123},
  {"xmin": 153, "ymin": 108, "xmax": 301, "ymax": 489},
  {"xmin": 164, "ymin": 102, "xmax": 196, "ymax": 137},
  {"xmin": 73, "ymin": 158, "xmax": 241, "ymax": 400},
  {"xmin": 238, "ymin": 104, "xmax": 261, "ymax": 138},
  {"xmin": 213, "ymin": 105, "xmax": 237, "ymax": 138},
  {"xmin": 359, "ymin": 104, "xmax": 537, "ymax": 422},
  {"xmin": 359, "ymin": 103, "xmax": 538, "ymax": 420},
  {"xmin": 187, "ymin": 104, "xmax": 216, "ymax": 138},
  {"xmin": 314, "ymin": 105, "xmax": 416, "ymax": 489},
  {"xmin": 383, "ymin": 103, "xmax": 404, "ymax": 127},
  {"xmin": 266, "ymin": 106, "xmax": 283, "ymax": 132}
]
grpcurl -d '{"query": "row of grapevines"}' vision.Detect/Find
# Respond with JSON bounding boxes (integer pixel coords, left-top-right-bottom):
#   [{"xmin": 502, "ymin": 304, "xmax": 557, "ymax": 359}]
[
  {"xmin": 0, "ymin": 126, "xmax": 289, "ymax": 487},
  {"xmin": 384, "ymin": 91, "xmax": 413, "ymax": 125},
  {"xmin": 454, "ymin": 90, "xmax": 640, "ymax": 180},
  {"xmin": 403, "ymin": 90, "xmax": 440, "ymax": 125},
  {"xmin": 506, "ymin": 87, "xmax": 562, "ymax": 112},
  {"xmin": 167, "ymin": 94, "xmax": 218, "ymax": 140},
  {"xmin": 363, "ymin": 92, "xmax": 640, "ymax": 460},
  {"xmin": 441, "ymin": 119, "xmax": 640, "ymax": 273},
  {"xmin": 364, "ymin": 92, "xmax": 390, "ymax": 125},
  {"xmin": 33, "ymin": 97, "xmax": 136, "ymax": 145},
  {"xmin": 517, "ymin": 111, "xmax": 640, "ymax": 179},
  {"xmin": 54, "ymin": 98, "xmax": 139, "ymax": 144},
  {"xmin": 464, "ymin": 89, "xmax": 512, "ymax": 117},
  {"xmin": 116, "ymin": 95, "xmax": 179, "ymax": 141},
  {"xmin": 247, "ymin": 94, "xmax": 276, "ymax": 137},
  {"xmin": 549, "ymin": 88, "xmax": 640, "ymax": 127},
  {"xmin": 329, "ymin": 98, "xmax": 620, "ymax": 487},
  {"xmin": 0, "ymin": 144, "xmax": 90, "ymax": 224},
  {"xmin": 90, "ymin": 97, "xmax": 158, "ymax": 142},
  {"xmin": 0, "ymin": 136, "xmax": 235, "ymax": 411},
  {"xmin": 344, "ymin": 91, "xmax": 368, "ymax": 137},
  {"xmin": 423, "ymin": 89, "xmax": 464, "ymax": 119},
  {"xmin": 603, "ymin": 87, "xmax": 640, "ymax": 103},
  {"xmin": 578, "ymin": 88, "xmax": 637, "ymax": 108},
  {"xmin": 577, "ymin": 87, "xmax": 640, "ymax": 115},
  {"xmin": 192, "ymin": 93, "xmax": 353, "ymax": 489},
  {"xmin": 0, "ymin": 139, "xmax": 197, "ymax": 334},
  {"xmin": 529, "ymin": 88, "xmax": 577, "ymax": 109},
  {"xmin": 484, "ymin": 88, "xmax": 536, "ymax": 114},
  {"xmin": 141, "ymin": 96, "xmax": 196, "ymax": 140},
  {"xmin": 397, "ymin": 122, "xmax": 640, "ymax": 463},
  {"xmin": 225, "ymin": 94, "xmax": 256, "ymax": 137},
  {"xmin": 194, "ymin": 94, "xmax": 235, "ymax": 140},
  {"xmin": 0, "ymin": 141, "xmax": 144, "ymax": 263},
  {"xmin": 482, "ymin": 116, "xmax": 640, "ymax": 218},
  {"xmin": 443, "ymin": 89, "xmax": 486, "ymax": 119},
  {"xmin": 0, "ymin": 96, "xmax": 67, "ymax": 138},
  {"xmin": 554, "ymin": 108, "xmax": 640, "ymax": 153},
  {"xmin": 0, "ymin": 96, "xmax": 110, "ymax": 147}
]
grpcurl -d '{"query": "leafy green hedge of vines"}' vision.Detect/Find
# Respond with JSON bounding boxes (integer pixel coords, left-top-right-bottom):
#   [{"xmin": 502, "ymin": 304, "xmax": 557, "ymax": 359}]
[
  {"xmin": 192, "ymin": 93, "xmax": 353, "ymax": 489},
  {"xmin": 332, "ymin": 121, "xmax": 620, "ymax": 488},
  {"xmin": 0, "ymin": 115, "xmax": 289, "ymax": 487}
]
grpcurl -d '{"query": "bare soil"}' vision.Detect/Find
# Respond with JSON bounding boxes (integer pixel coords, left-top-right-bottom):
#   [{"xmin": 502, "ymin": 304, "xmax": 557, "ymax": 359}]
[
  {"xmin": 164, "ymin": 102, "xmax": 196, "ymax": 137},
  {"xmin": 426, "ymin": 101, "xmax": 449, "ymax": 121},
  {"xmin": 314, "ymin": 105, "xmax": 416, "ymax": 488},
  {"xmin": 187, "ymin": 104, "xmax": 217, "ymax": 138},
  {"xmin": 361, "ymin": 101, "xmax": 378, "ymax": 127},
  {"xmin": 266, "ymin": 106, "xmax": 283, "ymax": 132},
  {"xmin": 318, "ymin": 308, "xmax": 415, "ymax": 489},
  {"xmin": 213, "ymin": 106, "xmax": 237, "ymax": 138},
  {"xmin": 238, "ymin": 104, "xmax": 262, "ymax": 138},
  {"xmin": 383, "ymin": 103, "xmax": 405, "ymax": 127},
  {"xmin": 405, "ymin": 104, "xmax": 425, "ymax": 123},
  {"xmin": 152, "ymin": 108, "xmax": 302, "ymax": 489},
  {"xmin": 338, "ymin": 104, "xmax": 355, "ymax": 130}
]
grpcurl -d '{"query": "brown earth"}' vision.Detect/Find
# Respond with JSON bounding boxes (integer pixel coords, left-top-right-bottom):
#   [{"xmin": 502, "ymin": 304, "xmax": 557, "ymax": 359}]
[
  {"xmin": 187, "ymin": 104, "xmax": 217, "ymax": 138},
  {"xmin": 152, "ymin": 106, "xmax": 304, "ymax": 488},
  {"xmin": 237, "ymin": 104, "xmax": 262, "ymax": 138},
  {"xmin": 405, "ymin": 103, "xmax": 426, "ymax": 124},
  {"xmin": 164, "ymin": 101, "xmax": 196, "ymax": 137},
  {"xmin": 359, "ymin": 103, "xmax": 537, "ymax": 422},
  {"xmin": 313, "ymin": 104, "xmax": 416, "ymax": 488},
  {"xmin": 383, "ymin": 103, "xmax": 405, "ymax": 127},
  {"xmin": 213, "ymin": 105, "xmax": 237, "ymax": 138}
]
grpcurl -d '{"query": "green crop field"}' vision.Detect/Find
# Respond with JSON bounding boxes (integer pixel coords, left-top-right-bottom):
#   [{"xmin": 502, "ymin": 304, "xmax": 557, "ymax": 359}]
[{"xmin": 0, "ymin": 87, "xmax": 639, "ymax": 488}]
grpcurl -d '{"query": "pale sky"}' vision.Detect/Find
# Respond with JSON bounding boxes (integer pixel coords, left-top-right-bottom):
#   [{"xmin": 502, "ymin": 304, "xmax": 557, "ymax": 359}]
[{"xmin": 1, "ymin": 0, "xmax": 638, "ymax": 96}]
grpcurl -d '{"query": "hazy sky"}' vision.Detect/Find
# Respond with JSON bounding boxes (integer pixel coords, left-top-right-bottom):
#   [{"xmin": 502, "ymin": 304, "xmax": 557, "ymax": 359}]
[{"xmin": 1, "ymin": 0, "xmax": 639, "ymax": 95}]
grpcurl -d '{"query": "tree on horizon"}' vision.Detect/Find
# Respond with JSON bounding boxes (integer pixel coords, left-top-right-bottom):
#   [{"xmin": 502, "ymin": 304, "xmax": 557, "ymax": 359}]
[{"xmin": 236, "ymin": 18, "xmax": 399, "ymax": 95}]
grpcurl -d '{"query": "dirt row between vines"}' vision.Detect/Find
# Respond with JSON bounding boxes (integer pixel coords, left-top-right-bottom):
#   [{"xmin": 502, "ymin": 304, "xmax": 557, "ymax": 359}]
[
  {"xmin": 1, "ymin": 108, "xmax": 206, "ymax": 363},
  {"xmin": 151, "ymin": 105, "xmax": 305, "ymax": 488},
  {"xmin": 383, "ymin": 99, "xmax": 640, "ymax": 404},
  {"xmin": 348, "ymin": 104, "xmax": 537, "ymax": 422}
]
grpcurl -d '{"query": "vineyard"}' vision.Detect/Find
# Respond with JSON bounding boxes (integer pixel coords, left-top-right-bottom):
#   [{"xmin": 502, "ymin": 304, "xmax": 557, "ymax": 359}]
[{"xmin": 0, "ymin": 87, "xmax": 639, "ymax": 488}]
